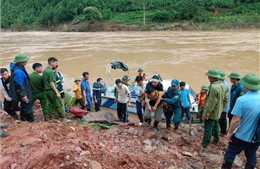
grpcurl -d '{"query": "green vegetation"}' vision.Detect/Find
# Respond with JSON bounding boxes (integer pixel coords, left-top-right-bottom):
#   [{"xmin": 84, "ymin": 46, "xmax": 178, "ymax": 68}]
[{"xmin": 1, "ymin": 0, "xmax": 259, "ymax": 30}]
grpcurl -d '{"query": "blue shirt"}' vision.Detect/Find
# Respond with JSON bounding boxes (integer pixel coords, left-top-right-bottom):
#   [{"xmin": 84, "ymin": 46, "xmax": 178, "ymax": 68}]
[
  {"xmin": 232, "ymin": 91, "xmax": 260, "ymax": 142},
  {"xmin": 93, "ymin": 82, "xmax": 102, "ymax": 99},
  {"xmin": 222, "ymin": 80, "xmax": 230, "ymax": 112},
  {"xmin": 81, "ymin": 79, "xmax": 91, "ymax": 97},
  {"xmin": 180, "ymin": 89, "xmax": 190, "ymax": 108},
  {"xmin": 229, "ymin": 82, "xmax": 244, "ymax": 112},
  {"xmin": 13, "ymin": 65, "xmax": 27, "ymax": 86},
  {"xmin": 162, "ymin": 87, "xmax": 181, "ymax": 108}
]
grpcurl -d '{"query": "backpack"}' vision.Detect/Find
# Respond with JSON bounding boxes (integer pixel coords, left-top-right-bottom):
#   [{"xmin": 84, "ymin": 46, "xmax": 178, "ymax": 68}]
[{"xmin": 252, "ymin": 117, "xmax": 260, "ymax": 143}]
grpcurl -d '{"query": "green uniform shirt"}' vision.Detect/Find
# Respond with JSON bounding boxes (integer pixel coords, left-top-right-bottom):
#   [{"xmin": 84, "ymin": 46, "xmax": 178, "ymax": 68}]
[
  {"xmin": 29, "ymin": 72, "xmax": 45, "ymax": 94},
  {"xmin": 203, "ymin": 80, "xmax": 228, "ymax": 120},
  {"xmin": 43, "ymin": 66, "xmax": 56, "ymax": 90}
]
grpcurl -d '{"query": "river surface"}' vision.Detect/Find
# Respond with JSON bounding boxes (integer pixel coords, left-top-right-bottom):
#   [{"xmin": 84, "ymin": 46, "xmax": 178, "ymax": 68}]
[{"xmin": 1, "ymin": 30, "xmax": 260, "ymax": 92}]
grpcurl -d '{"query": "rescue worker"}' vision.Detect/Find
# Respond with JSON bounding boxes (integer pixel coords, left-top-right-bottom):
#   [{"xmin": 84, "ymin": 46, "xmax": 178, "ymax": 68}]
[
  {"xmin": 137, "ymin": 68, "xmax": 147, "ymax": 80},
  {"xmin": 73, "ymin": 78, "xmax": 85, "ymax": 109},
  {"xmin": 81, "ymin": 72, "xmax": 92, "ymax": 111},
  {"xmin": 196, "ymin": 85, "xmax": 208, "ymax": 123},
  {"xmin": 200, "ymin": 69, "xmax": 228, "ymax": 154},
  {"xmin": 144, "ymin": 75, "xmax": 164, "ymax": 132},
  {"xmin": 54, "ymin": 66, "xmax": 65, "ymax": 99},
  {"xmin": 228, "ymin": 72, "xmax": 244, "ymax": 124},
  {"xmin": 29, "ymin": 63, "xmax": 49, "ymax": 121},
  {"xmin": 0, "ymin": 68, "xmax": 19, "ymax": 119},
  {"xmin": 162, "ymin": 79, "xmax": 182, "ymax": 130},
  {"xmin": 43, "ymin": 57, "xmax": 65, "ymax": 120},
  {"xmin": 9, "ymin": 53, "xmax": 35, "ymax": 122},
  {"xmin": 93, "ymin": 78, "xmax": 103, "ymax": 112}
]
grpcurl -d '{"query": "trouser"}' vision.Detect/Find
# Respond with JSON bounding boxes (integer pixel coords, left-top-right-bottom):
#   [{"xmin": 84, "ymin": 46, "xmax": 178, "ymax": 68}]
[
  {"xmin": 181, "ymin": 106, "xmax": 191, "ymax": 120},
  {"xmin": 4, "ymin": 99, "xmax": 18, "ymax": 119},
  {"xmin": 164, "ymin": 107, "xmax": 173, "ymax": 128},
  {"xmin": 144, "ymin": 104, "xmax": 163, "ymax": 122},
  {"xmin": 34, "ymin": 91, "xmax": 49, "ymax": 120},
  {"xmin": 117, "ymin": 102, "xmax": 127, "ymax": 122},
  {"xmin": 198, "ymin": 107, "xmax": 204, "ymax": 123},
  {"xmin": 172, "ymin": 107, "xmax": 182, "ymax": 128},
  {"xmin": 94, "ymin": 97, "xmax": 101, "ymax": 112},
  {"xmin": 228, "ymin": 111, "xmax": 233, "ymax": 125},
  {"xmin": 46, "ymin": 90, "xmax": 64, "ymax": 119},
  {"xmin": 86, "ymin": 95, "xmax": 92, "ymax": 111},
  {"xmin": 221, "ymin": 135, "xmax": 260, "ymax": 169},
  {"xmin": 219, "ymin": 112, "xmax": 227, "ymax": 135},
  {"xmin": 136, "ymin": 101, "xmax": 144, "ymax": 123},
  {"xmin": 20, "ymin": 100, "xmax": 34, "ymax": 122},
  {"xmin": 75, "ymin": 98, "xmax": 85, "ymax": 109},
  {"xmin": 201, "ymin": 119, "xmax": 220, "ymax": 148}
]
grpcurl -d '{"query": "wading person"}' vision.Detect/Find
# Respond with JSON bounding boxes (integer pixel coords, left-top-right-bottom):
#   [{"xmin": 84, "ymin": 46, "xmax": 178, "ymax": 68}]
[
  {"xmin": 218, "ymin": 71, "xmax": 230, "ymax": 137},
  {"xmin": 9, "ymin": 53, "xmax": 35, "ymax": 122},
  {"xmin": 221, "ymin": 73, "xmax": 260, "ymax": 169},
  {"xmin": 196, "ymin": 85, "xmax": 208, "ymax": 123},
  {"xmin": 200, "ymin": 69, "xmax": 228, "ymax": 154},
  {"xmin": 93, "ymin": 78, "xmax": 103, "ymax": 112},
  {"xmin": 73, "ymin": 78, "xmax": 84, "ymax": 109},
  {"xmin": 81, "ymin": 72, "xmax": 92, "ymax": 111},
  {"xmin": 179, "ymin": 81, "xmax": 192, "ymax": 125},
  {"xmin": 144, "ymin": 75, "xmax": 164, "ymax": 132},
  {"xmin": 162, "ymin": 79, "xmax": 182, "ymax": 131},
  {"xmin": 227, "ymin": 72, "xmax": 244, "ymax": 124},
  {"xmin": 43, "ymin": 57, "xmax": 65, "ymax": 120},
  {"xmin": 134, "ymin": 76, "xmax": 146, "ymax": 123},
  {"xmin": 0, "ymin": 68, "xmax": 19, "ymax": 119},
  {"xmin": 114, "ymin": 79, "xmax": 131, "ymax": 123},
  {"xmin": 29, "ymin": 63, "xmax": 49, "ymax": 121}
]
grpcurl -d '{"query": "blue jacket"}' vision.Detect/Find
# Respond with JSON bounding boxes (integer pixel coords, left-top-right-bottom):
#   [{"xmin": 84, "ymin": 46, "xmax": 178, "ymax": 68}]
[
  {"xmin": 229, "ymin": 82, "xmax": 244, "ymax": 112},
  {"xmin": 93, "ymin": 82, "xmax": 102, "ymax": 99},
  {"xmin": 162, "ymin": 87, "xmax": 182, "ymax": 109}
]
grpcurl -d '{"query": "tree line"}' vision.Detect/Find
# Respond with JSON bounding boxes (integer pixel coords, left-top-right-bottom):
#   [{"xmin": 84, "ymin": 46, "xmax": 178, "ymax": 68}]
[{"xmin": 1, "ymin": 0, "xmax": 259, "ymax": 30}]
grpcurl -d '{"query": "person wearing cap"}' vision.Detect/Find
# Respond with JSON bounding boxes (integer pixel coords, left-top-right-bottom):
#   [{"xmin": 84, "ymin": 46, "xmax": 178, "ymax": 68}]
[
  {"xmin": 218, "ymin": 71, "xmax": 230, "ymax": 137},
  {"xmin": 137, "ymin": 68, "xmax": 147, "ymax": 81},
  {"xmin": 43, "ymin": 57, "xmax": 65, "ymax": 120},
  {"xmin": 227, "ymin": 72, "xmax": 244, "ymax": 124},
  {"xmin": 195, "ymin": 85, "xmax": 208, "ymax": 123},
  {"xmin": 0, "ymin": 68, "xmax": 19, "ymax": 120},
  {"xmin": 81, "ymin": 72, "xmax": 92, "ymax": 111},
  {"xmin": 134, "ymin": 76, "xmax": 147, "ymax": 123},
  {"xmin": 114, "ymin": 75, "xmax": 130, "ymax": 97},
  {"xmin": 179, "ymin": 81, "xmax": 192, "ymax": 125},
  {"xmin": 73, "ymin": 78, "xmax": 84, "ymax": 109},
  {"xmin": 200, "ymin": 69, "xmax": 228, "ymax": 153},
  {"xmin": 114, "ymin": 79, "xmax": 131, "ymax": 123},
  {"xmin": 221, "ymin": 73, "xmax": 260, "ymax": 169},
  {"xmin": 9, "ymin": 53, "xmax": 35, "ymax": 122},
  {"xmin": 144, "ymin": 75, "xmax": 164, "ymax": 132},
  {"xmin": 29, "ymin": 63, "xmax": 49, "ymax": 121},
  {"xmin": 162, "ymin": 79, "xmax": 182, "ymax": 130},
  {"xmin": 93, "ymin": 78, "xmax": 103, "ymax": 112}
]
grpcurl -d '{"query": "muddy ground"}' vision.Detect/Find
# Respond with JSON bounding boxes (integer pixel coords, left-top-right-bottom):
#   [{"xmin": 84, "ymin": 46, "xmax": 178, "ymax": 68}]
[{"xmin": 0, "ymin": 108, "xmax": 259, "ymax": 169}]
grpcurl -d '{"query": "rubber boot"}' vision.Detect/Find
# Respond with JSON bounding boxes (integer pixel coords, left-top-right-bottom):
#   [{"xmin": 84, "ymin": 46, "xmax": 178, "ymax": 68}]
[
  {"xmin": 152, "ymin": 121, "xmax": 159, "ymax": 132},
  {"xmin": 145, "ymin": 118, "xmax": 151, "ymax": 127},
  {"xmin": 245, "ymin": 163, "xmax": 255, "ymax": 169},
  {"xmin": 187, "ymin": 119, "xmax": 191, "ymax": 125},
  {"xmin": 166, "ymin": 119, "xmax": 171, "ymax": 129},
  {"xmin": 174, "ymin": 123, "xmax": 179, "ymax": 131},
  {"xmin": 221, "ymin": 160, "xmax": 233, "ymax": 169}
]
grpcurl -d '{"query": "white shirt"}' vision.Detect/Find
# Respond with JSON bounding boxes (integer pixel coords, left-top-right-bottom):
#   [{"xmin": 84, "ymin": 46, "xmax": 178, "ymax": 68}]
[{"xmin": 116, "ymin": 84, "xmax": 130, "ymax": 103}]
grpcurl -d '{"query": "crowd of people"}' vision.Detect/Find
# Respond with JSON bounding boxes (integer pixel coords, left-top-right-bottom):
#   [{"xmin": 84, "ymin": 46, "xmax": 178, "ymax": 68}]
[{"xmin": 0, "ymin": 53, "xmax": 260, "ymax": 169}]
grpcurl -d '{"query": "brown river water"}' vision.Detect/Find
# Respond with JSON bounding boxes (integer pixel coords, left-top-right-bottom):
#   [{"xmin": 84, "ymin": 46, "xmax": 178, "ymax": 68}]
[{"xmin": 1, "ymin": 30, "xmax": 259, "ymax": 93}]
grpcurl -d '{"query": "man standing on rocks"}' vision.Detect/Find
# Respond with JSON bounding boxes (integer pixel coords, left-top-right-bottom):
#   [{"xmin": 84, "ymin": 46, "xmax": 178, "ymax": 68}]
[
  {"xmin": 200, "ymin": 69, "xmax": 228, "ymax": 153},
  {"xmin": 227, "ymin": 72, "xmax": 244, "ymax": 124},
  {"xmin": 134, "ymin": 76, "xmax": 146, "ymax": 124},
  {"xmin": 162, "ymin": 79, "xmax": 182, "ymax": 130},
  {"xmin": 81, "ymin": 72, "xmax": 92, "ymax": 111},
  {"xmin": 43, "ymin": 57, "xmax": 65, "ymax": 120},
  {"xmin": 9, "ymin": 53, "xmax": 35, "ymax": 122},
  {"xmin": 221, "ymin": 73, "xmax": 260, "ymax": 169},
  {"xmin": 114, "ymin": 79, "xmax": 131, "ymax": 123},
  {"xmin": 93, "ymin": 78, "xmax": 103, "ymax": 112},
  {"xmin": 144, "ymin": 75, "xmax": 164, "ymax": 132},
  {"xmin": 0, "ymin": 68, "xmax": 19, "ymax": 119},
  {"xmin": 179, "ymin": 81, "xmax": 192, "ymax": 125}
]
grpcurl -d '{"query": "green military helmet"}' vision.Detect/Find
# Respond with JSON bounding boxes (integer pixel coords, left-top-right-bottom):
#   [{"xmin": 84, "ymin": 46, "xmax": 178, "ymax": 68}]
[
  {"xmin": 74, "ymin": 78, "xmax": 81, "ymax": 82},
  {"xmin": 13, "ymin": 53, "xmax": 29, "ymax": 63},
  {"xmin": 138, "ymin": 68, "xmax": 144, "ymax": 72},
  {"xmin": 205, "ymin": 69, "xmax": 221, "ymax": 79},
  {"xmin": 201, "ymin": 85, "xmax": 209, "ymax": 91},
  {"xmin": 228, "ymin": 72, "xmax": 241, "ymax": 79},
  {"xmin": 240, "ymin": 73, "xmax": 260, "ymax": 90},
  {"xmin": 218, "ymin": 70, "xmax": 226, "ymax": 80},
  {"xmin": 122, "ymin": 75, "xmax": 130, "ymax": 81}
]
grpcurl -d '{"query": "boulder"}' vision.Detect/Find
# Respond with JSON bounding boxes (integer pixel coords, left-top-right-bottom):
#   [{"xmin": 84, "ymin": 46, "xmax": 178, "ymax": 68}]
[{"xmin": 83, "ymin": 111, "xmax": 115, "ymax": 124}]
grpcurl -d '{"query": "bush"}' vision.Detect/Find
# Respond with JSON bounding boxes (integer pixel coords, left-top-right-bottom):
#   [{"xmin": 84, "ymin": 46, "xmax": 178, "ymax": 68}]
[
  {"xmin": 83, "ymin": 6, "xmax": 103, "ymax": 21},
  {"xmin": 151, "ymin": 10, "xmax": 177, "ymax": 22}
]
